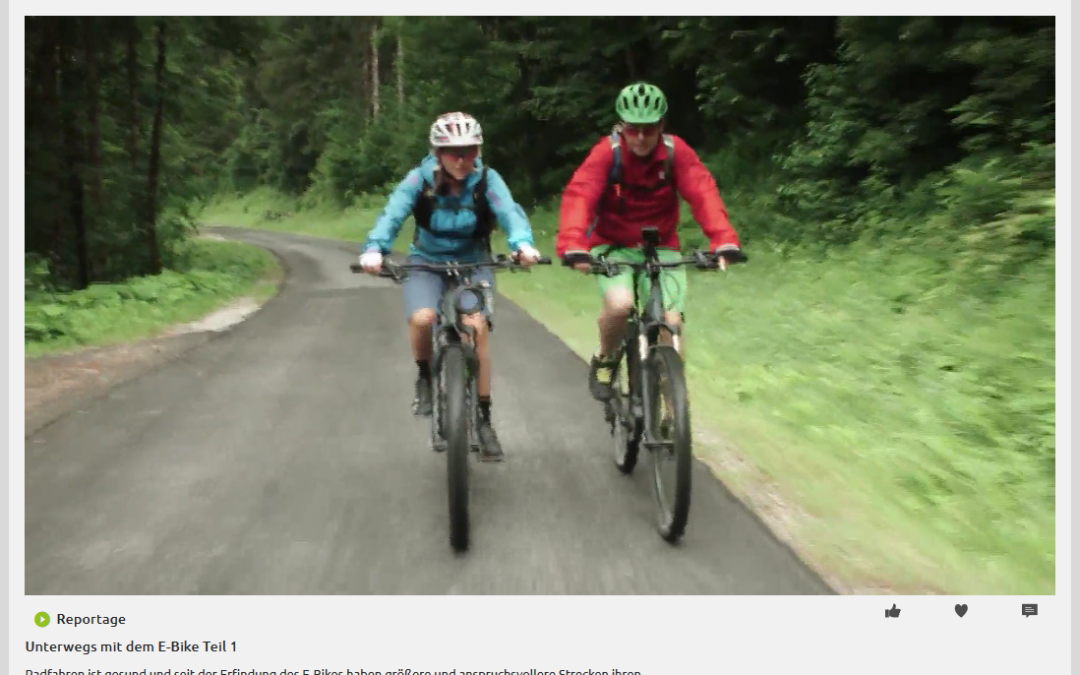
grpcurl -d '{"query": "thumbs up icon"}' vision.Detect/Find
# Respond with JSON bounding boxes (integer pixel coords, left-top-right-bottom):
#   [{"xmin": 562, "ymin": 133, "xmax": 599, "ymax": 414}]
[{"xmin": 885, "ymin": 604, "xmax": 901, "ymax": 618}]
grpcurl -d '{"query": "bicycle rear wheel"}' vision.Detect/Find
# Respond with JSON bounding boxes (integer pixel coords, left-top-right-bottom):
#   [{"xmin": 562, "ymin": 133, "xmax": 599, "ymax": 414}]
[
  {"xmin": 441, "ymin": 345, "xmax": 471, "ymax": 552},
  {"xmin": 645, "ymin": 344, "xmax": 692, "ymax": 543}
]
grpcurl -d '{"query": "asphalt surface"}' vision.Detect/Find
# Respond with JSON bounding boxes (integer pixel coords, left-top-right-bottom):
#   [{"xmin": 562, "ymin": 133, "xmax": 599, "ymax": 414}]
[{"xmin": 24, "ymin": 226, "xmax": 832, "ymax": 595}]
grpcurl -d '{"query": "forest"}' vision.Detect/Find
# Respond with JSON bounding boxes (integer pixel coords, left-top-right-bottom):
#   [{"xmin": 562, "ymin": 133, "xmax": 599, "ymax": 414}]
[{"xmin": 24, "ymin": 16, "xmax": 1056, "ymax": 594}]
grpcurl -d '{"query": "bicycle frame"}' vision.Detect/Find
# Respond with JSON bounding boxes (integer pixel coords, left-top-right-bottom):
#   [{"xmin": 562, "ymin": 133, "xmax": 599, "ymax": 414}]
[
  {"xmin": 430, "ymin": 266, "xmax": 484, "ymax": 369},
  {"xmin": 632, "ymin": 227, "xmax": 684, "ymax": 361},
  {"xmin": 588, "ymin": 227, "xmax": 739, "ymax": 447},
  {"xmin": 568, "ymin": 228, "xmax": 746, "ymax": 542},
  {"xmin": 351, "ymin": 252, "xmax": 550, "ymax": 551},
  {"xmin": 620, "ymin": 229, "xmax": 679, "ymax": 450},
  {"xmin": 428, "ymin": 265, "xmax": 487, "ymax": 450},
  {"xmin": 351, "ymin": 253, "xmax": 551, "ymax": 450}
]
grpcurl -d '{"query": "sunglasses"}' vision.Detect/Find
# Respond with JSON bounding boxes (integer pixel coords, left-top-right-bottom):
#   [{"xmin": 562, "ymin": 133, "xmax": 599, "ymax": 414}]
[
  {"xmin": 622, "ymin": 123, "xmax": 661, "ymax": 137},
  {"xmin": 441, "ymin": 147, "xmax": 479, "ymax": 161}
]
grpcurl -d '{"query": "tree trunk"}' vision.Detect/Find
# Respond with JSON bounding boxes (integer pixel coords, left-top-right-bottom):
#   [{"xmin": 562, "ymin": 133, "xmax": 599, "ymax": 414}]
[
  {"xmin": 126, "ymin": 17, "xmax": 143, "ymax": 264},
  {"xmin": 370, "ymin": 21, "xmax": 380, "ymax": 119},
  {"xmin": 83, "ymin": 17, "xmax": 107, "ymax": 280},
  {"xmin": 126, "ymin": 18, "xmax": 140, "ymax": 173},
  {"xmin": 59, "ymin": 20, "xmax": 90, "ymax": 290},
  {"xmin": 144, "ymin": 19, "xmax": 166, "ymax": 276},
  {"xmin": 396, "ymin": 31, "xmax": 404, "ymax": 109},
  {"xmin": 83, "ymin": 17, "xmax": 103, "ymax": 209},
  {"xmin": 37, "ymin": 19, "xmax": 66, "ymax": 278}
]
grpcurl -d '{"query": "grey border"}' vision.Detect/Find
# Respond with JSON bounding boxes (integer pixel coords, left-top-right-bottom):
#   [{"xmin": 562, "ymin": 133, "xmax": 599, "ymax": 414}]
[
  {"xmin": 1070, "ymin": 6, "xmax": 1077, "ymax": 669},
  {"xmin": 3, "ymin": 7, "xmax": 12, "ymax": 667}
]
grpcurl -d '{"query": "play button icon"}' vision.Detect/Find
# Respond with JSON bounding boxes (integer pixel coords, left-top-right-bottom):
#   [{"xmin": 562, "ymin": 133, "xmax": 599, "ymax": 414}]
[{"xmin": 35, "ymin": 611, "xmax": 50, "ymax": 627}]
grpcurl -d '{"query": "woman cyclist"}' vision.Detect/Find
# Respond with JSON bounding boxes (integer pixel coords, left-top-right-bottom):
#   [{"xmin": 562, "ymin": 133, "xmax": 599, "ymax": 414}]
[{"xmin": 359, "ymin": 111, "xmax": 542, "ymax": 461}]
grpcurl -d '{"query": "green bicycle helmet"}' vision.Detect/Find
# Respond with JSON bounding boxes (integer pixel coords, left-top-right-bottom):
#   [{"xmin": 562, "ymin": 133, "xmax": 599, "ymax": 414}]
[{"xmin": 615, "ymin": 82, "xmax": 668, "ymax": 124}]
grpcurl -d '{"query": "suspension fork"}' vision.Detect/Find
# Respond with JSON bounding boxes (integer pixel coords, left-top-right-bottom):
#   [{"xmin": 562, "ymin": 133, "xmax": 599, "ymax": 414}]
[{"xmin": 624, "ymin": 314, "xmax": 646, "ymax": 421}]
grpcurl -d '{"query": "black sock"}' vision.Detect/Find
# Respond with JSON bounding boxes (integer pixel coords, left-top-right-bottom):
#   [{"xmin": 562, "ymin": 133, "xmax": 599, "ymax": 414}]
[
  {"xmin": 479, "ymin": 396, "xmax": 491, "ymax": 422},
  {"xmin": 417, "ymin": 360, "xmax": 431, "ymax": 380}
]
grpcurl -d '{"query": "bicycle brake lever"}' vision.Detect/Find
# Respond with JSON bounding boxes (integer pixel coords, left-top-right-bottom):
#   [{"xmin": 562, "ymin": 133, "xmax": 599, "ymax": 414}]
[
  {"xmin": 380, "ymin": 264, "xmax": 405, "ymax": 281},
  {"xmin": 691, "ymin": 251, "xmax": 714, "ymax": 269}
]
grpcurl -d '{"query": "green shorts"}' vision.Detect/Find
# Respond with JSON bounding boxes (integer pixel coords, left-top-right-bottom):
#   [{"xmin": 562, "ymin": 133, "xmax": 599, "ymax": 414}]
[{"xmin": 591, "ymin": 245, "xmax": 687, "ymax": 314}]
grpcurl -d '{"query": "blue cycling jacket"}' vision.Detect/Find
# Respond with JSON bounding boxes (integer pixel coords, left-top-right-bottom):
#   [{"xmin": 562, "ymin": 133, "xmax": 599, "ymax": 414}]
[{"xmin": 363, "ymin": 153, "xmax": 535, "ymax": 263}]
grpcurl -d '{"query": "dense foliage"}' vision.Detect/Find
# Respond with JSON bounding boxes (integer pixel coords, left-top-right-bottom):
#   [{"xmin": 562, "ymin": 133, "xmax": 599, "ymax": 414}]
[
  {"xmin": 25, "ymin": 17, "xmax": 256, "ymax": 291},
  {"xmin": 27, "ymin": 17, "xmax": 1054, "ymax": 290}
]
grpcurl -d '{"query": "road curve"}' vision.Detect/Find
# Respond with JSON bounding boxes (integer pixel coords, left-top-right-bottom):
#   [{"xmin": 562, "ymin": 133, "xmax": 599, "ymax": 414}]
[{"xmin": 24, "ymin": 226, "xmax": 832, "ymax": 595}]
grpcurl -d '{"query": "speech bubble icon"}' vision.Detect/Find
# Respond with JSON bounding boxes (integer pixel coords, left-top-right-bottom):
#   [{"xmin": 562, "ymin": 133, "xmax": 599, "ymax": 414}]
[{"xmin": 1022, "ymin": 604, "xmax": 1038, "ymax": 617}]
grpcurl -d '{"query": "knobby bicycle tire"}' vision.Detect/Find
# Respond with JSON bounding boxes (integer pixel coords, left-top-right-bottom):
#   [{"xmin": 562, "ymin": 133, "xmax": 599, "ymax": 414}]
[
  {"xmin": 647, "ymin": 344, "xmax": 692, "ymax": 543},
  {"xmin": 611, "ymin": 339, "xmax": 642, "ymax": 475},
  {"xmin": 441, "ymin": 345, "xmax": 471, "ymax": 552},
  {"xmin": 430, "ymin": 349, "xmax": 445, "ymax": 452}
]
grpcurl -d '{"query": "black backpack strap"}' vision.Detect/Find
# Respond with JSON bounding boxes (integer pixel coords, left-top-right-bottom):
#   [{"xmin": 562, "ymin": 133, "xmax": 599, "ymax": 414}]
[
  {"xmin": 411, "ymin": 173, "xmax": 436, "ymax": 245},
  {"xmin": 606, "ymin": 129, "xmax": 623, "ymax": 188},
  {"xmin": 594, "ymin": 129, "xmax": 626, "ymax": 232},
  {"xmin": 586, "ymin": 130, "xmax": 627, "ymax": 240},
  {"xmin": 472, "ymin": 167, "xmax": 493, "ymax": 254},
  {"xmin": 661, "ymin": 133, "xmax": 675, "ymax": 185}
]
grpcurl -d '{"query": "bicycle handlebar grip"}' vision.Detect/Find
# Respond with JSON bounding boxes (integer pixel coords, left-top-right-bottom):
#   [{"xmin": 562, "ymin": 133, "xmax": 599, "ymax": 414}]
[
  {"xmin": 350, "ymin": 262, "xmax": 402, "ymax": 276},
  {"xmin": 721, "ymin": 249, "xmax": 749, "ymax": 264},
  {"xmin": 560, "ymin": 252, "xmax": 592, "ymax": 267}
]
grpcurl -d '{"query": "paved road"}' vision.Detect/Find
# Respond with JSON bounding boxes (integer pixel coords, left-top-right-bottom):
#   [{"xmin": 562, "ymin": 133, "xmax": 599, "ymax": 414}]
[{"xmin": 24, "ymin": 226, "xmax": 832, "ymax": 595}]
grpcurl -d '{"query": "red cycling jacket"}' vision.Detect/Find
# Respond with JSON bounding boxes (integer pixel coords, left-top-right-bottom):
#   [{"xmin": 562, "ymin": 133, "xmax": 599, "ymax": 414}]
[{"xmin": 555, "ymin": 132, "xmax": 740, "ymax": 258}]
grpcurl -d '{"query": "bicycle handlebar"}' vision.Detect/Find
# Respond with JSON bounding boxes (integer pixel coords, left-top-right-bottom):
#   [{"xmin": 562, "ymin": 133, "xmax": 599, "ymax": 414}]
[
  {"xmin": 349, "ymin": 253, "xmax": 553, "ymax": 279},
  {"xmin": 561, "ymin": 248, "xmax": 748, "ymax": 277}
]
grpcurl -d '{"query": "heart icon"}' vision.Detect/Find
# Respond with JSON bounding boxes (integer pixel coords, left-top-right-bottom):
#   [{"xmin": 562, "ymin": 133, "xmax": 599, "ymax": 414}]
[{"xmin": 955, "ymin": 604, "xmax": 968, "ymax": 617}]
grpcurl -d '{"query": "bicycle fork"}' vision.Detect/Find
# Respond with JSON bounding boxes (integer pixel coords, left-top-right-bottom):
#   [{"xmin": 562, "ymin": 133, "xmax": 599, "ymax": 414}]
[
  {"xmin": 635, "ymin": 331, "xmax": 677, "ymax": 454},
  {"xmin": 432, "ymin": 332, "xmax": 483, "ymax": 454}
]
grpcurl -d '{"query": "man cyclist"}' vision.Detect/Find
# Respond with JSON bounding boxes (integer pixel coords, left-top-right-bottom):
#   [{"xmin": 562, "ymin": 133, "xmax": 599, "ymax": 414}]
[
  {"xmin": 555, "ymin": 82, "xmax": 743, "ymax": 401},
  {"xmin": 359, "ymin": 111, "xmax": 542, "ymax": 460}
]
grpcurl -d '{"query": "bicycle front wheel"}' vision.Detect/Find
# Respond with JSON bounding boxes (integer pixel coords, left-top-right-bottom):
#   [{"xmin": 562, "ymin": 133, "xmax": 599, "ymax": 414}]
[
  {"xmin": 645, "ymin": 344, "xmax": 692, "ymax": 543},
  {"xmin": 441, "ymin": 345, "xmax": 471, "ymax": 552}
]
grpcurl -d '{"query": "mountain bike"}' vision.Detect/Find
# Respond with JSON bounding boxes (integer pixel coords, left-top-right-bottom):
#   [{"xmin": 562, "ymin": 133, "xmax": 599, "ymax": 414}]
[
  {"xmin": 567, "ymin": 227, "xmax": 747, "ymax": 543},
  {"xmin": 351, "ymin": 252, "xmax": 551, "ymax": 552}
]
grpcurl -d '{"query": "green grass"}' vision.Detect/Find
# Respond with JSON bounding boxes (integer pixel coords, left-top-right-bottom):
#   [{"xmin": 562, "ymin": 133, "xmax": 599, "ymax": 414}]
[
  {"xmin": 200, "ymin": 188, "xmax": 410, "ymax": 248},
  {"xmin": 25, "ymin": 237, "xmax": 282, "ymax": 358},
  {"xmin": 201, "ymin": 190, "xmax": 1056, "ymax": 596}
]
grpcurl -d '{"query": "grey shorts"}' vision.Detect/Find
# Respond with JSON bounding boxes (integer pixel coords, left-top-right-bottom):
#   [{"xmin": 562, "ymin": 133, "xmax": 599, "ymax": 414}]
[{"xmin": 401, "ymin": 255, "xmax": 497, "ymax": 328}]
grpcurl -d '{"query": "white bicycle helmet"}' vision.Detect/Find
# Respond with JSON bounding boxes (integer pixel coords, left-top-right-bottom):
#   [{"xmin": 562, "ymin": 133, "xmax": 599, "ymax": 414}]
[{"xmin": 429, "ymin": 112, "xmax": 483, "ymax": 147}]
